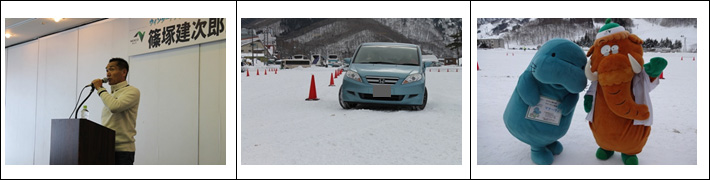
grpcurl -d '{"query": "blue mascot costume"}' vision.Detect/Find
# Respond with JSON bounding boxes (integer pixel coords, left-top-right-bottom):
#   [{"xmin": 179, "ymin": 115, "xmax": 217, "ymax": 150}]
[{"xmin": 503, "ymin": 39, "xmax": 588, "ymax": 165}]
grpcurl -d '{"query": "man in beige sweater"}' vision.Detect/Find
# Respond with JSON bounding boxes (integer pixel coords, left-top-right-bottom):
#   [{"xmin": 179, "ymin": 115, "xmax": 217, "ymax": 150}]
[{"xmin": 92, "ymin": 58, "xmax": 140, "ymax": 165}]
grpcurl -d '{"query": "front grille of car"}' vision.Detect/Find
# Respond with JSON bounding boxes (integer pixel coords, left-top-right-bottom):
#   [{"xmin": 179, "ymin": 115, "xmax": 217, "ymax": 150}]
[
  {"xmin": 365, "ymin": 76, "xmax": 399, "ymax": 85},
  {"xmin": 359, "ymin": 93, "xmax": 404, "ymax": 101}
]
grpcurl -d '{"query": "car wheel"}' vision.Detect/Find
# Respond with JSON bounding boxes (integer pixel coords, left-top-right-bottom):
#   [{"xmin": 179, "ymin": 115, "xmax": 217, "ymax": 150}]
[
  {"xmin": 339, "ymin": 87, "xmax": 356, "ymax": 109},
  {"xmin": 412, "ymin": 88, "xmax": 427, "ymax": 111}
]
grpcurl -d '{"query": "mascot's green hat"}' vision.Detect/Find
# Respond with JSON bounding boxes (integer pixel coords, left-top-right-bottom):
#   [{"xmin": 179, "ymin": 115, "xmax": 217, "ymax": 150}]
[{"xmin": 596, "ymin": 18, "xmax": 626, "ymax": 39}]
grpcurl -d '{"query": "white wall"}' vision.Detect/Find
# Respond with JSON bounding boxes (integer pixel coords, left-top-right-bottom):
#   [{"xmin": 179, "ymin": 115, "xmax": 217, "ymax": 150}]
[
  {"xmin": 199, "ymin": 40, "xmax": 227, "ymax": 165},
  {"xmin": 5, "ymin": 42, "xmax": 39, "ymax": 165},
  {"xmin": 3, "ymin": 18, "xmax": 226, "ymax": 165},
  {"xmin": 34, "ymin": 29, "xmax": 79, "ymax": 165},
  {"xmin": 131, "ymin": 44, "xmax": 201, "ymax": 165}
]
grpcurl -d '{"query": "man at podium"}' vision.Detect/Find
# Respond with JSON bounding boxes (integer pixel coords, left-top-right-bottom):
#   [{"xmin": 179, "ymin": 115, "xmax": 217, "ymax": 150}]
[{"xmin": 91, "ymin": 58, "xmax": 141, "ymax": 165}]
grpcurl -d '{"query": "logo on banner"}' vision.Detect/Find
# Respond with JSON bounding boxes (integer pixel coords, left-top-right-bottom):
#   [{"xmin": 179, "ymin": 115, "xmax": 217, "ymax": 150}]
[{"xmin": 131, "ymin": 31, "xmax": 145, "ymax": 44}]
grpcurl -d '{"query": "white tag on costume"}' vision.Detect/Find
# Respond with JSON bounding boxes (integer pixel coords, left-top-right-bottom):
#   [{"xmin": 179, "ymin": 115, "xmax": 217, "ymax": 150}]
[{"xmin": 525, "ymin": 96, "xmax": 562, "ymax": 126}]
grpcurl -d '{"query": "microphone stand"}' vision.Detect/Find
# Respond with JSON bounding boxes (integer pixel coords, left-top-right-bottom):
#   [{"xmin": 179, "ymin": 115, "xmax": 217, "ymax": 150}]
[{"xmin": 75, "ymin": 86, "xmax": 96, "ymax": 119}]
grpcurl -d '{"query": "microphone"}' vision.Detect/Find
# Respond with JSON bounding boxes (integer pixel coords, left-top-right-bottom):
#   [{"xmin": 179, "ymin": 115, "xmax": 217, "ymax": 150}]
[{"xmin": 85, "ymin": 77, "xmax": 109, "ymax": 88}]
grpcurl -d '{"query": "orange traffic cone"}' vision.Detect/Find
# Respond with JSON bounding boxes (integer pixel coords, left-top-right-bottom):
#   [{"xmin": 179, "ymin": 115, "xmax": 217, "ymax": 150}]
[
  {"xmin": 306, "ymin": 74, "xmax": 319, "ymax": 101},
  {"xmin": 329, "ymin": 73, "xmax": 335, "ymax": 86},
  {"xmin": 247, "ymin": 69, "xmax": 250, "ymax": 77},
  {"xmin": 275, "ymin": 69, "xmax": 278, "ymax": 74},
  {"xmin": 264, "ymin": 69, "xmax": 267, "ymax": 75},
  {"xmin": 693, "ymin": 57, "xmax": 695, "ymax": 61},
  {"xmin": 447, "ymin": 69, "xmax": 449, "ymax": 72},
  {"xmin": 257, "ymin": 69, "xmax": 259, "ymax": 75},
  {"xmin": 456, "ymin": 68, "xmax": 458, "ymax": 72},
  {"xmin": 477, "ymin": 62, "xmax": 480, "ymax": 71},
  {"xmin": 681, "ymin": 56, "xmax": 683, "ymax": 61},
  {"xmin": 438, "ymin": 69, "xmax": 440, "ymax": 72},
  {"xmin": 660, "ymin": 72, "xmax": 665, "ymax": 79}
]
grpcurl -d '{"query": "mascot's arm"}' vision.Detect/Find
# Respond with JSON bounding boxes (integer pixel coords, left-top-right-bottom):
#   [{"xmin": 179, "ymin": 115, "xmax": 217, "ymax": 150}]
[
  {"xmin": 516, "ymin": 71, "xmax": 541, "ymax": 106},
  {"xmin": 644, "ymin": 57, "xmax": 668, "ymax": 82},
  {"xmin": 560, "ymin": 93, "xmax": 579, "ymax": 116}
]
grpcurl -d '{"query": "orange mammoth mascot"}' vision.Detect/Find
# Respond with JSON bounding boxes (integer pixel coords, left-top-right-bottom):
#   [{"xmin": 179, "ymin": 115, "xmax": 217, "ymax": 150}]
[{"xmin": 584, "ymin": 19, "xmax": 667, "ymax": 165}]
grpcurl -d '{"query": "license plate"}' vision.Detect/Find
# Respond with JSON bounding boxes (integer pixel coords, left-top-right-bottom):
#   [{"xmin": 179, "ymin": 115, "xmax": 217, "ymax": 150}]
[{"xmin": 373, "ymin": 85, "xmax": 391, "ymax": 97}]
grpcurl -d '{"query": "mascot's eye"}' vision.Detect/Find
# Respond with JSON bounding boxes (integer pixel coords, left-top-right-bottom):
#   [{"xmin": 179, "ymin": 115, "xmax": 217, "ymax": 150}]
[
  {"xmin": 611, "ymin": 45, "xmax": 619, "ymax": 54},
  {"xmin": 601, "ymin": 45, "xmax": 611, "ymax": 56},
  {"xmin": 551, "ymin": 53, "xmax": 556, "ymax": 57}
]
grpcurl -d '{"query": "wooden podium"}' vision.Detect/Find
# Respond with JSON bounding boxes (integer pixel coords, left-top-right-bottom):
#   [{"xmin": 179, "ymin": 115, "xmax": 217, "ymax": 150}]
[{"xmin": 50, "ymin": 118, "xmax": 115, "ymax": 165}]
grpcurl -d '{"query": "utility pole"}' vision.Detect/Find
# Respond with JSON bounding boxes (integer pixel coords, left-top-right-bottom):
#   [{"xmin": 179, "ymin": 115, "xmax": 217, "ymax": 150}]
[
  {"xmin": 681, "ymin": 35, "xmax": 686, "ymax": 52},
  {"xmin": 254, "ymin": 27, "xmax": 258, "ymax": 65}
]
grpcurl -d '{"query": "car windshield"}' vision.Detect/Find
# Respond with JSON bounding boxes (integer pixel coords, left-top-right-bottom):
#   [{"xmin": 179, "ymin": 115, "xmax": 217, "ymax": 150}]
[{"xmin": 353, "ymin": 46, "xmax": 419, "ymax": 66}]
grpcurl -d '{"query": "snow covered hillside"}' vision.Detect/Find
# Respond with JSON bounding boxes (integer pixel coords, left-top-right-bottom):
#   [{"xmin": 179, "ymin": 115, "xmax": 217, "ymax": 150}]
[
  {"xmin": 477, "ymin": 18, "xmax": 697, "ymax": 51},
  {"xmin": 240, "ymin": 66, "xmax": 463, "ymax": 165},
  {"xmin": 476, "ymin": 49, "xmax": 697, "ymax": 165}
]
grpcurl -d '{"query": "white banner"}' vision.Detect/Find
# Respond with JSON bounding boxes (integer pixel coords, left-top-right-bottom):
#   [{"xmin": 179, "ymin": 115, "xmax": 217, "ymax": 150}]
[{"xmin": 128, "ymin": 18, "xmax": 226, "ymax": 56}]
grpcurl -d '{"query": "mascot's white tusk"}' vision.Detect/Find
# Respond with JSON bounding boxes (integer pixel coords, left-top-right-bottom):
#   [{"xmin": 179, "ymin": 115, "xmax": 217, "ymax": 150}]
[
  {"xmin": 585, "ymin": 59, "xmax": 598, "ymax": 81},
  {"xmin": 628, "ymin": 53, "xmax": 642, "ymax": 74}
]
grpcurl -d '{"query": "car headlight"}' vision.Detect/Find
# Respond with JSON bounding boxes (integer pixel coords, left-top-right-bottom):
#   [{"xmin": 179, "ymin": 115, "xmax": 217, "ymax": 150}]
[
  {"xmin": 402, "ymin": 73, "xmax": 423, "ymax": 84},
  {"xmin": 346, "ymin": 70, "xmax": 362, "ymax": 82}
]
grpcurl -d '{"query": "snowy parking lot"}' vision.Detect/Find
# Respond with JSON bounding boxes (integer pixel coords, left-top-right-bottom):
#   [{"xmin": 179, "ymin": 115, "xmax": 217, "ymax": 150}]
[
  {"xmin": 240, "ymin": 65, "xmax": 463, "ymax": 164},
  {"xmin": 477, "ymin": 49, "xmax": 698, "ymax": 165}
]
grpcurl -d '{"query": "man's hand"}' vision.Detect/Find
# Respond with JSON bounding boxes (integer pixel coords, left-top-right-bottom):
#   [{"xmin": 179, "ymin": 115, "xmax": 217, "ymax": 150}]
[{"xmin": 92, "ymin": 79, "xmax": 103, "ymax": 89}]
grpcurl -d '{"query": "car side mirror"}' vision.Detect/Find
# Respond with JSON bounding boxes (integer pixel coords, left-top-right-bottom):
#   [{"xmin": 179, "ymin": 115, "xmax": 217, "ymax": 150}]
[
  {"xmin": 424, "ymin": 61, "xmax": 433, "ymax": 67},
  {"xmin": 344, "ymin": 58, "xmax": 351, "ymax": 64}
]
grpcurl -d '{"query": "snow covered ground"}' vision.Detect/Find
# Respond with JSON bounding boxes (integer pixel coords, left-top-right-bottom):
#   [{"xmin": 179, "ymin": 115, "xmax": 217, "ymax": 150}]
[
  {"xmin": 240, "ymin": 65, "xmax": 463, "ymax": 165},
  {"xmin": 476, "ymin": 49, "xmax": 698, "ymax": 165}
]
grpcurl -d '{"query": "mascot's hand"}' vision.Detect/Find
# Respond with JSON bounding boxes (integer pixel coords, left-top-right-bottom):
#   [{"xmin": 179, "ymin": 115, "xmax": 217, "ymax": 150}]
[
  {"xmin": 644, "ymin": 57, "xmax": 668, "ymax": 78},
  {"xmin": 584, "ymin": 95, "xmax": 593, "ymax": 113}
]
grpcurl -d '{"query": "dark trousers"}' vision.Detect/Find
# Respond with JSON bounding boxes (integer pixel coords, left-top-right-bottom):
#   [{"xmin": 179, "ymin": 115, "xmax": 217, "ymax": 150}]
[{"xmin": 115, "ymin": 151, "xmax": 135, "ymax": 165}]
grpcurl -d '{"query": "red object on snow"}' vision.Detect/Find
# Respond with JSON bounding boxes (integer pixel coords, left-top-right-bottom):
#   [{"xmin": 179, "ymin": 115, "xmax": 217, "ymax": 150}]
[
  {"xmin": 275, "ymin": 68, "xmax": 278, "ymax": 74},
  {"xmin": 329, "ymin": 73, "xmax": 335, "ymax": 86},
  {"xmin": 660, "ymin": 72, "xmax": 665, "ymax": 79},
  {"xmin": 438, "ymin": 69, "xmax": 440, "ymax": 72},
  {"xmin": 477, "ymin": 62, "xmax": 480, "ymax": 71},
  {"xmin": 247, "ymin": 69, "xmax": 250, "ymax": 77},
  {"xmin": 264, "ymin": 69, "xmax": 267, "ymax": 75},
  {"xmin": 306, "ymin": 74, "xmax": 319, "ymax": 101},
  {"xmin": 256, "ymin": 69, "xmax": 259, "ymax": 75}
]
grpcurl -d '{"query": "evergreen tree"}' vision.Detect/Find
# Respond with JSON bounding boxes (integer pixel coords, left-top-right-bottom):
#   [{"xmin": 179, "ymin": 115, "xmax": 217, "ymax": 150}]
[
  {"xmin": 446, "ymin": 29, "xmax": 462, "ymax": 57},
  {"xmin": 673, "ymin": 40, "xmax": 683, "ymax": 50},
  {"xmin": 643, "ymin": 38, "xmax": 654, "ymax": 48}
]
